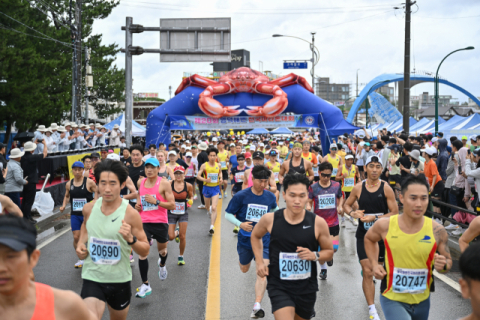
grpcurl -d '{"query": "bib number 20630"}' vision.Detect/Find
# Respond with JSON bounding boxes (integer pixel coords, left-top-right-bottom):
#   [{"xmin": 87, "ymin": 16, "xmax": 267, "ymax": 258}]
[{"xmin": 279, "ymin": 252, "xmax": 311, "ymax": 280}]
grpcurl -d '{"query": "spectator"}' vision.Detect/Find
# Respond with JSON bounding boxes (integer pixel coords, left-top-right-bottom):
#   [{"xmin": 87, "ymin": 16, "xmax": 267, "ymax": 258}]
[
  {"xmin": 469, "ymin": 135, "xmax": 477, "ymax": 152},
  {"xmin": 462, "ymin": 136, "xmax": 468, "ymax": 148},
  {"xmin": 408, "ymin": 150, "xmax": 424, "ymax": 176},
  {"xmin": 4, "ymin": 148, "xmax": 28, "ymax": 219},
  {"xmin": 387, "ymin": 144, "xmax": 401, "ymax": 187},
  {"xmin": 437, "ymin": 139, "xmax": 449, "ymax": 182},
  {"xmin": 50, "ymin": 123, "xmax": 60, "ymax": 152},
  {"xmin": 444, "ymin": 146, "xmax": 456, "ymax": 219},
  {"xmin": 33, "ymin": 125, "xmax": 46, "ymax": 155},
  {"xmin": 21, "ymin": 141, "xmax": 48, "ymax": 223},
  {"xmin": 465, "ymin": 149, "xmax": 480, "ymax": 200},
  {"xmin": 109, "ymin": 124, "xmax": 121, "ymax": 146},
  {"xmin": 423, "ymin": 146, "xmax": 445, "ymax": 223},
  {"xmin": 0, "ymin": 143, "xmax": 7, "ymax": 194},
  {"xmin": 119, "ymin": 136, "xmax": 126, "ymax": 148},
  {"xmin": 68, "ymin": 123, "xmax": 78, "ymax": 150}
]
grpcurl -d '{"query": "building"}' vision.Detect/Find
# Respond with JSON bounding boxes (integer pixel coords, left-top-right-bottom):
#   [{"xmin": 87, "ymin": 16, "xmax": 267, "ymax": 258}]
[
  {"xmin": 375, "ymin": 85, "xmax": 395, "ymax": 102},
  {"xmin": 133, "ymin": 100, "xmax": 163, "ymax": 125},
  {"xmin": 212, "ymin": 49, "xmax": 250, "ymax": 72},
  {"xmin": 468, "ymin": 97, "xmax": 480, "ymax": 107},
  {"xmin": 316, "ymin": 77, "xmax": 351, "ymax": 105},
  {"xmin": 417, "ymin": 105, "xmax": 475, "ymax": 120},
  {"xmin": 412, "ymin": 92, "xmax": 453, "ymax": 109}
]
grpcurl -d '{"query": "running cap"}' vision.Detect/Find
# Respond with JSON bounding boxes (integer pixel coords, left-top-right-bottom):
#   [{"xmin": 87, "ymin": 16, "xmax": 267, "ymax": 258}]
[
  {"xmin": 168, "ymin": 151, "xmax": 177, "ymax": 156},
  {"xmin": 185, "ymin": 152, "xmax": 192, "ymax": 157},
  {"xmin": 359, "ymin": 142, "xmax": 365, "ymax": 147},
  {"xmin": 270, "ymin": 150, "xmax": 278, "ymax": 156},
  {"xmin": 0, "ymin": 216, "xmax": 37, "ymax": 251},
  {"xmin": 462, "ymin": 135, "xmax": 468, "ymax": 140},
  {"xmin": 230, "ymin": 143, "xmax": 236, "ymax": 147},
  {"xmin": 356, "ymin": 131, "xmax": 365, "ymax": 139},
  {"xmin": 181, "ymin": 144, "xmax": 186, "ymax": 148},
  {"xmin": 330, "ymin": 143, "xmax": 338, "ymax": 150},
  {"xmin": 245, "ymin": 152, "xmax": 252, "ymax": 159},
  {"xmin": 212, "ymin": 137, "xmax": 218, "ymax": 142},
  {"xmin": 145, "ymin": 158, "xmax": 160, "ymax": 167},
  {"xmin": 422, "ymin": 147, "xmax": 437, "ymax": 156},
  {"xmin": 469, "ymin": 135, "xmax": 477, "ymax": 142},
  {"xmin": 173, "ymin": 166, "xmax": 185, "ymax": 173},
  {"xmin": 259, "ymin": 142, "xmax": 264, "ymax": 147},
  {"xmin": 365, "ymin": 155, "xmax": 382, "ymax": 167},
  {"xmin": 72, "ymin": 161, "xmax": 84, "ymax": 168},
  {"xmin": 293, "ymin": 142, "xmax": 302, "ymax": 148},
  {"xmin": 250, "ymin": 145, "xmax": 256, "ymax": 151},
  {"xmin": 303, "ymin": 140, "xmax": 310, "ymax": 145},
  {"xmin": 364, "ymin": 142, "xmax": 371, "ymax": 147},
  {"xmin": 432, "ymin": 137, "xmax": 438, "ymax": 143},
  {"xmin": 217, "ymin": 140, "xmax": 225, "ymax": 145},
  {"xmin": 345, "ymin": 154, "xmax": 354, "ymax": 160},
  {"xmin": 252, "ymin": 151, "xmax": 264, "ymax": 159},
  {"xmin": 106, "ymin": 153, "xmax": 120, "ymax": 161}
]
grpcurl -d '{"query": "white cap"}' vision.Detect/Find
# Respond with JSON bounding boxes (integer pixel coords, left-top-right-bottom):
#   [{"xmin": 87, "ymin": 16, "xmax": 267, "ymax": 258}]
[
  {"xmin": 106, "ymin": 153, "xmax": 120, "ymax": 161},
  {"xmin": 212, "ymin": 137, "xmax": 218, "ymax": 142},
  {"xmin": 345, "ymin": 154, "xmax": 354, "ymax": 160},
  {"xmin": 330, "ymin": 143, "xmax": 338, "ymax": 149},
  {"xmin": 250, "ymin": 145, "xmax": 256, "ymax": 151},
  {"xmin": 259, "ymin": 143, "xmax": 264, "ymax": 147},
  {"xmin": 356, "ymin": 131, "xmax": 365, "ymax": 139},
  {"xmin": 365, "ymin": 155, "xmax": 382, "ymax": 167},
  {"xmin": 186, "ymin": 147, "xmax": 191, "ymax": 150},
  {"xmin": 279, "ymin": 141, "xmax": 284, "ymax": 145},
  {"xmin": 432, "ymin": 137, "xmax": 438, "ymax": 143},
  {"xmin": 230, "ymin": 143, "xmax": 236, "ymax": 147},
  {"xmin": 185, "ymin": 152, "xmax": 193, "ymax": 157},
  {"xmin": 181, "ymin": 144, "xmax": 186, "ymax": 148},
  {"xmin": 470, "ymin": 135, "xmax": 477, "ymax": 142},
  {"xmin": 168, "ymin": 151, "xmax": 177, "ymax": 156},
  {"xmin": 422, "ymin": 147, "xmax": 437, "ymax": 156},
  {"xmin": 186, "ymin": 140, "xmax": 190, "ymax": 143}
]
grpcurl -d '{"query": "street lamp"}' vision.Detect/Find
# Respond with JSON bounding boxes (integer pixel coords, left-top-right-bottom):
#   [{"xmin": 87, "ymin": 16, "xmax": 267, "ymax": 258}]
[
  {"xmin": 364, "ymin": 80, "xmax": 392, "ymax": 128},
  {"xmin": 272, "ymin": 34, "xmax": 320, "ymax": 93},
  {"xmin": 434, "ymin": 46, "xmax": 474, "ymax": 135}
]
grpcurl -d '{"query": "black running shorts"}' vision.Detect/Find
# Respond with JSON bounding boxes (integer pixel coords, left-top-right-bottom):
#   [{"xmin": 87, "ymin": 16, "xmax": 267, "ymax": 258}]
[
  {"xmin": 143, "ymin": 223, "xmax": 169, "ymax": 244},
  {"xmin": 222, "ymin": 170, "xmax": 228, "ymax": 181},
  {"xmin": 81, "ymin": 279, "xmax": 131, "ymax": 310},
  {"xmin": 268, "ymin": 288, "xmax": 316, "ymax": 319},
  {"xmin": 356, "ymin": 237, "xmax": 385, "ymax": 263},
  {"xmin": 329, "ymin": 225, "xmax": 340, "ymax": 237}
]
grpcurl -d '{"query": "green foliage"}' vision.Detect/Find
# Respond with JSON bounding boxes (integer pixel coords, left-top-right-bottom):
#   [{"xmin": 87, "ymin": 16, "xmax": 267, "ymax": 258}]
[{"xmin": 134, "ymin": 97, "xmax": 166, "ymax": 102}]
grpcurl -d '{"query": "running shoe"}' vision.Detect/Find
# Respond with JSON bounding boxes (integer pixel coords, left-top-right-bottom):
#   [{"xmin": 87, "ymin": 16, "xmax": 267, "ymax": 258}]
[
  {"xmin": 178, "ymin": 256, "xmax": 185, "ymax": 266},
  {"xmin": 318, "ymin": 269, "xmax": 327, "ymax": 280},
  {"xmin": 452, "ymin": 228, "xmax": 464, "ymax": 236},
  {"xmin": 445, "ymin": 223, "xmax": 459, "ymax": 230},
  {"xmin": 158, "ymin": 260, "xmax": 168, "ymax": 280},
  {"xmin": 209, "ymin": 226, "xmax": 215, "ymax": 235},
  {"xmin": 369, "ymin": 311, "xmax": 381, "ymax": 320},
  {"xmin": 340, "ymin": 217, "xmax": 345, "ymax": 228},
  {"xmin": 175, "ymin": 227, "xmax": 180, "ymax": 243},
  {"xmin": 149, "ymin": 238, "xmax": 154, "ymax": 246},
  {"xmin": 219, "ymin": 194, "xmax": 222, "ymax": 199},
  {"xmin": 352, "ymin": 218, "xmax": 358, "ymax": 226},
  {"xmin": 224, "ymin": 192, "xmax": 228, "ymax": 198},
  {"xmin": 130, "ymin": 255, "xmax": 134, "ymax": 263},
  {"xmin": 327, "ymin": 258, "xmax": 333, "ymax": 267},
  {"xmin": 135, "ymin": 283, "xmax": 152, "ymax": 298},
  {"xmin": 193, "ymin": 194, "xmax": 198, "ymax": 200},
  {"xmin": 198, "ymin": 204, "xmax": 206, "ymax": 209},
  {"xmin": 233, "ymin": 226, "xmax": 240, "ymax": 234},
  {"xmin": 74, "ymin": 260, "xmax": 84, "ymax": 268},
  {"xmin": 250, "ymin": 302, "xmax": 265, "ymax": 319}
]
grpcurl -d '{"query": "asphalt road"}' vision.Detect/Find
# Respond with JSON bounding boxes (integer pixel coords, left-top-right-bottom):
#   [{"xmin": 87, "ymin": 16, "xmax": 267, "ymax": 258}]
[{"xmin": 34, "ymin": 190, "xmax": 471, "ymax": 320}]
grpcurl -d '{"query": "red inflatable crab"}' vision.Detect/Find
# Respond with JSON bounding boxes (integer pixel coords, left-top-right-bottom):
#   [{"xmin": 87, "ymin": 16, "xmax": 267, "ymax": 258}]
[{"xmin": 175, "ymin": 67, "xmax": 313, "ymax": 118}]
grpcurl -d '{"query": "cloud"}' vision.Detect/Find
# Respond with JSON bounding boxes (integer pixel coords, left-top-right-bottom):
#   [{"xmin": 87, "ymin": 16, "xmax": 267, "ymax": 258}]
[{"xmin": 92, "ymin": 0, "xmax": 480, "ymax": 103}]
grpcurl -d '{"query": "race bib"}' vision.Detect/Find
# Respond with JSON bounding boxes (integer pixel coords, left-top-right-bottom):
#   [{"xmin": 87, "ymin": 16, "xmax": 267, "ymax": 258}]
[
  {"xmin": 89, "ymin": 237, "xmax": 121, "ymax": 265},
  {"xmin": 331, "ymin": 168, "xmax": 338, "ymax": 177},
  {"xmin": 220, "ymin": 161, "xmax": 227, "ymax": 169},
  {"xmin": 186, "ymin": 168, "xmax": 194, "ymax": 178},
  {"xmin": 313, "ymin": 167, "xmax": 319, "ymax": 177},
  {"xmin": 235, "ymin": 172, "xmax": 244, "ymax": 183},
  {"xmin": 363, "ymin": 213, "xmax": 384, "ymax": 230},
  {"xmin": 141, "ymin": 195, "xmax": 158, "ymax": 211},
  {"xmin": 274, "ymin": 172, "xmax": 279, "ymax": 182},
  {"xmin": 317, "ymin": 194, "xmax": 335, "ymax": 210},
  {"xmin": 392, "ymin": 268, "xmax": 428, "ymax": 294},
  {"xmin": 171, "ymin": 202, "xmax": 186, "ymax": 215},
  {"xmin": 245, "ymin": 204, "xmax": 268, "ymax": 223},
  {"xmin": 279, "ymin": 252, "xmax": 311, "ymax": 280},
  {"xmin": 72, "ymin": 198, "xmax": 87, "ymax": 211},
  {"xmin": 208, "ymin": 173, "xmax": 218, "ymax": 183},
  {"xmin": 344, "ymin": 178, "xmax": 354, "ymax": 187}
]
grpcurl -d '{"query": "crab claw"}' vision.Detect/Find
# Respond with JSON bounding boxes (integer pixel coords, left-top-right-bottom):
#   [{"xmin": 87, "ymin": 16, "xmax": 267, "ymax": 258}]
[
  {"xmin": 245, "ymin": 106, "xmax": 264, "ymax": 116},
  {"xmin": 223, "ymin": 105, "xmax": 242, "ymax": 117}
]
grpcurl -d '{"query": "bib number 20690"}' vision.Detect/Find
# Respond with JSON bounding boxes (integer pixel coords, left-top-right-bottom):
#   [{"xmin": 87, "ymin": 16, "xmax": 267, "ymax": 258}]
[{"xmin": 89, "ymin": 237, "xmax": 121, "ymax": 265}]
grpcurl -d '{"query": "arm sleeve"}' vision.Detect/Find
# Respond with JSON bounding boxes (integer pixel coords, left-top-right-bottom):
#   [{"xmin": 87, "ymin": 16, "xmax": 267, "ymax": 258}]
[{"xmin": 225, "ymin": 211, "xmax": 242, "ymax": 227}]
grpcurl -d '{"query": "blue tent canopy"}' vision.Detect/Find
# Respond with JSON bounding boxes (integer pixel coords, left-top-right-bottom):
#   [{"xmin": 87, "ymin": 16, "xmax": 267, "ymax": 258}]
[
  {"xmin": 448, "ymin": 114, "xmax": 480, "ymax": 137},
  {"xmin": 325, "ymin": 119, "xmax": 359, "ymax": 137},
  {"xmin": 409, "ymin": 118, "xmax": 431, "ymax": 132},
  {"xmin": 248, "ymin": 128, "xmax": 269, "ymax": 134},
  {"xmin": 271, "ymin": 127, "xmax": 294, "ymax": 134}
]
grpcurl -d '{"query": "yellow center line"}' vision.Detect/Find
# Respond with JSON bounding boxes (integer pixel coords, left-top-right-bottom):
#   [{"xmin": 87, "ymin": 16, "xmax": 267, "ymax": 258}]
[{"xmin": 205, "ymin": 198, "xmax": 223, "ymax": 320}]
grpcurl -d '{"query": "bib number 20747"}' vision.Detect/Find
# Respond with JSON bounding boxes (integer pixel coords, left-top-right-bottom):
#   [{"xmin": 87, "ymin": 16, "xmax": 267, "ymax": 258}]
[
  {"xmin": 392, "ymin": 268, "xmax": 428, "ymax": 294},
  {"xmin": 279, "ymin": 252, "xmax": 311, "ymax": 280}
]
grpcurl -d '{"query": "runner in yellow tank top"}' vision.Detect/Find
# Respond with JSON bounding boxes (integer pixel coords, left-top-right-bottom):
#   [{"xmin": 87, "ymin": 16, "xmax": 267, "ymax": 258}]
[
  {"xmin": 216, "ymin": 141, "xmax": 230, "ymax": 199},
  {"xmin": 335, "ymin": 155, "xmax": 360, "ymax": 194},
  {"xmin": 364, "ymin": 175, "xmax": 452, "ymax": 320},
  {"xmin": 323, "ymin": 143, "xmax": 343, "ymax": 180},
  {"xmin": 301, "ymin": 140, "xmax": 317, "ymax": 177},
  {"xmin": 266, "ymin": 150, "xmax": 281, "ymax": 205}
]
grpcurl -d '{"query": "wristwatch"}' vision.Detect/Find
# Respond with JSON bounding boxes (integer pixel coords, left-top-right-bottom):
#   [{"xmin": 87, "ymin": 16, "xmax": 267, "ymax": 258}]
[
  {"xmin": 127, "ymin": 236, "xmax": 137, "ymax": 246},
  {"xmin": 314, "ymin": 252, "xmax": 320, "ymax": 261},
  {"xmin": 156, "ymin": 200, "xmax": 161, "ymax": 206}
]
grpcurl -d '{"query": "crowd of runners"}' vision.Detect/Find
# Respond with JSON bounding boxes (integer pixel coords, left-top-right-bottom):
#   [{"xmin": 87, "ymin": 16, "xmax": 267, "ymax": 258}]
[{"xmin": 1, "ymin": 129, "xmax": 480, "ymax": 320}]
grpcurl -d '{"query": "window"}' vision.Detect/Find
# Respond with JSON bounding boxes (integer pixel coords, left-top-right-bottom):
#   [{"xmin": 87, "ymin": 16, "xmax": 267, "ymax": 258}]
[{"xmin": 331, "ymin": 86, "xmax": 335, "ymax": 92}]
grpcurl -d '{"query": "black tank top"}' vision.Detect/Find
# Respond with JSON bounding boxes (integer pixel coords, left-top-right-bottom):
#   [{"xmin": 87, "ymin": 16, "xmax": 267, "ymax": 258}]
[
  {"xmin": 267, "ymin": 209, "xmax": 318, "ymax": 294},
  {"xmin": 287, "ymin": 157, "xmax": 306, "ymax": 175},
  {"xmin": 69, "ymin": 177, "xmax": 94, "ymax": 216},
  {"xmin": 356, "ymin": 180, "xmax": 388, "ymax": 238},
  {"xmin": 171, "ymin": 181, "xmax": 188, "ymax": 213}
]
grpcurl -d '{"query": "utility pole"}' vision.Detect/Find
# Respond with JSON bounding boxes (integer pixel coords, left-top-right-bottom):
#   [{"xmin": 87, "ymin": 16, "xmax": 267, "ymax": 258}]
[
  {"xmin": 402, "ymin": 0, "xmax": 415, "ymax": 135},
  {"xmin": 311, "ymin": 32, "xmax": 316, "ymax": 95},
  {"xmin": 125, "ymin": 17, "xmax": 133, "ymax": 148},
  {"xmin": 69, "ymin": 0, "xmax": 76, "ymax": 122},
  {"xmin": 75, "ymin": 0, "xmax": 82, "ymax": 119},
  {"xmin": 85, "ymin": 47, "xmax": 92, "ymax": 124}
]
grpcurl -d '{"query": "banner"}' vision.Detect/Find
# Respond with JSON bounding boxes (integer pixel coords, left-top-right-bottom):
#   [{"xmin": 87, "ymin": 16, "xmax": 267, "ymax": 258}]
[
  {"xmin": 169, "ymin": 114, "xmax": 319, "ymax": 130},
  {"xmin": 66, "ymin": 148, "xmax": 120, "ymax": 180}
]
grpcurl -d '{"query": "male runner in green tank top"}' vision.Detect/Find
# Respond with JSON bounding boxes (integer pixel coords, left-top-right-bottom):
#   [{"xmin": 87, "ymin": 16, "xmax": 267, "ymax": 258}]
[{"xmin": 76, "ymin": 160, "xmax": 150, "ymax": 320}]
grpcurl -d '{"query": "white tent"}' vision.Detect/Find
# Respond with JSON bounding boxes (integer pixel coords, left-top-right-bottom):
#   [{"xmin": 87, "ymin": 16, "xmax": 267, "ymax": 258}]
[{"xmin": 104, "ymin": 113, "xmax": 146, "ymax": 137}]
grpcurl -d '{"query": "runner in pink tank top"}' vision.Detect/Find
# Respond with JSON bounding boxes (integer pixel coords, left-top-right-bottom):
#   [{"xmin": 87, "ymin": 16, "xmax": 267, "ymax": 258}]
[{"xmin": 139, "ymin": 176, "xmax": 168, "ymax": 223}]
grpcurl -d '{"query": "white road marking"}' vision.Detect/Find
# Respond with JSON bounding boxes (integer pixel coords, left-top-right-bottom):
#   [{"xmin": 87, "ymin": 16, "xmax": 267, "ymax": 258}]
[
  {"xmin": 38, "ymin": 227, "xmax": 71, "ymax": 250},
  {"xmin": 433, "ymin": 270, "xmax": 461, "ymax": 293}
]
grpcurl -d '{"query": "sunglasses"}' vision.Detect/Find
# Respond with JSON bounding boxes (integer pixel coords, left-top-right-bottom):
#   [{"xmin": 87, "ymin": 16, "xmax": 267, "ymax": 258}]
[
  {"xmin": 320, "ymin": 173, "xmax": 331, "ymax": 178},
  {"xmin": 330, "ymin": 148, "xmax": 337, "ymax": 151}
]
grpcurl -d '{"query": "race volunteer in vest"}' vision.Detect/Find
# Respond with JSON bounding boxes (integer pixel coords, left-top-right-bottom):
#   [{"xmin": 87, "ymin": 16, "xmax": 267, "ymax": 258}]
[
  {"xmin": 167, "ymin": 166, "xmax": 193, "ymax": 266},
  {"xmin": 343, "ymin": 155, "xmax": 399, "ymax": 320},
  {"xmin": 197, "ymin": 147, "xmax": 222, "ymax": 235},
  {"xmin": 0, "ymin": 215, "xmax": 97, "ymax": 320},
  {"xmin": 243, "ymin": 151, "xmax": 277, "ymax": 194},
  {"xmin": 230, "ymin": 153, "xmax": 247, "ymax": 234},
  {"xmin": 225, "ymin": 165, "xmax": 278, "ymax": 319},
  {"xmin": 307, "ymin": 162, "xmax": 343, "ymax": 280},
  {"xmin": 323, "ymin": 143, "xmax": 343, "ymax": 181},
  {"xmin": 251, "ymin": 174, "xmax": 333, "ymax": 320},
  {"xmin": 335, "ymin": 154, "xmax": 360, "ymax": 226},
  {"xmin": 76, "ymin": 160, "xmax": 150, "ymax": 320},
  {"xmin": 278, "ymin": 142, "xmax": 315, "ymax": 184},
  {"xmin": 134, "ymin": 158, "xmax": 175, "ymax": 298},
  {"xmin": 217, "ymin": 140, "xmax": 230, "ymax": 199},
  {"xmin": 364, "ymin": 175, "xmax": 452, "ymax": 320},
  {"xmin": 60, "ymin": 161, "xmax": 96, "ymax": 269},
  {"xmin": 266, "ymin": 150, "xmax": 281, "ymax": 205}
]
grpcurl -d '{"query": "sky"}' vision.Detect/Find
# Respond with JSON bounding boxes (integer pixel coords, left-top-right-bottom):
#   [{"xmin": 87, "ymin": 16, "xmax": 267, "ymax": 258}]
[{"xmin": 91, "ymin": 0, "xmax": 480, "ymax": 104}]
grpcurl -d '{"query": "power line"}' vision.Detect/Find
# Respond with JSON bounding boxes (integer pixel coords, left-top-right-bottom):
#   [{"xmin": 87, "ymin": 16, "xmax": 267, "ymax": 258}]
[
  {"xmin": 32, "ymin": 0, "xmax": 71, "ymax": 30},
  {"xmin": 0, "ymin": 21, "xmax": 73, "ymax": 49}
]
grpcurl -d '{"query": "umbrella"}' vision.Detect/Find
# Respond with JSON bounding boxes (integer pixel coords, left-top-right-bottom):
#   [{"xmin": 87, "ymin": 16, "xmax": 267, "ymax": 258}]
[{"xmin": 13, "ymin": 132, "xmax": 35, "ymax": 142}]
